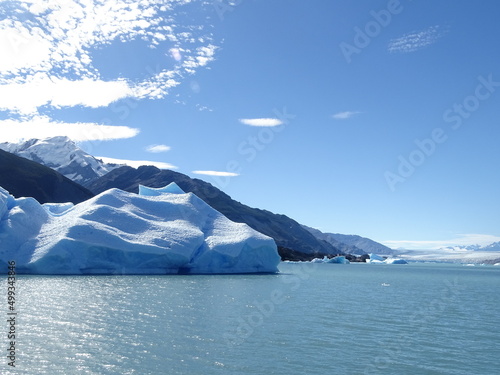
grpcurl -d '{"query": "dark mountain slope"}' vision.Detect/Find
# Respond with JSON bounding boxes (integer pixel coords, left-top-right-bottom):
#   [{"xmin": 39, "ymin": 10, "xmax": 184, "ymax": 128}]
[
  {"xmin": 303, "ymin": 225, "xmax": 394, "ymax": 255},
  {"xmin": 302, "ymin": 225, "xmax": 367, "ymax": 255},
  {"xmin": 89, "ymin": 166, "xmax": 340, "ymax": 259},
  {"xmin": 0, "ymin": 149, "xmax": 94, "ymax": 204}
]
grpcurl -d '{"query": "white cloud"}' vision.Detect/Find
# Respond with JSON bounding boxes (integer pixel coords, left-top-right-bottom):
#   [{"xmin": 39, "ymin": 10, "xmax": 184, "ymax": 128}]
[
  {"xmin": 0, "ymin": 0, "xmax": 218, "ymax": 120},
  {"xmin": 192, "ymin": 170, "xmax": 239, "ymax": 177},
  {"xmin": 0, "ymin": 25, "xmax": 53, "ymax": 74},
  {"xmin": 98, "ymin": 156, "xmax": 177, "ymax": 170},
  {"xmin": 181, "ymin": 44, "xmax": 217, "ymax": 75},
  {"xmin": 382, "ymin": 233, "xmax": 500, "ymax": 250},
  {"xmin": 196, "ymin": 104, "xmax": 213, "ymax": 112},
  {"xmin": 239, "ymin": 118, "xmax": 283, "ymax": 127},
  {"xmin": 332, "ymin": 111, "xmax": 361, "ymax": 120},
  {"xmin": 0, "ymin": 76, "xmax": 132, "ymax": 114},
  {"xmin": 388, "ymin": 25, "xmax": 448, "ymax": 54},
  {"xmin": 146, "ymin": 144, "xmax": 171, "ymax": 153},
  {"xmin": 0, "ymin": 116, "xmax": 139, "ymax": 143}
]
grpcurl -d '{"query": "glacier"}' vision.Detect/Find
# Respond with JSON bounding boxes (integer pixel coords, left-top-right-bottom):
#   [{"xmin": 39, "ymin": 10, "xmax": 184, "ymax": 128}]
[{"xmin": 0, "ymin": 183, "xmax": 280, "ymax": 274}]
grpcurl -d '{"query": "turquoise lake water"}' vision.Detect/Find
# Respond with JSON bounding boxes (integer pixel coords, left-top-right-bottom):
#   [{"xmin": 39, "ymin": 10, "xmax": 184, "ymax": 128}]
[{"xmin": 2, "ymin": 262, "xmax": 499, "ymax": 374}]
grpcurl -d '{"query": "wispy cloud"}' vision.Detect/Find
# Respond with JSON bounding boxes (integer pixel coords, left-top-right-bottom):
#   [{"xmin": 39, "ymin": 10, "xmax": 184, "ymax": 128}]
[
  {"xmin": 332, "ymin": 111, "xmax": 361, "ymax": 120},
  {"xmin": 98, "ymin": 156, "xmax": 177, "ymax": 170},
  {"xmin": 0, "ymin": 0, "xmax": 217, "ymax": 138},
  {"xmin": 0, "ymin": 116, "xmax": 139, "ymax": 143},
  {"xmin": 192, "ymin": 171, "xmax": 239, "ymax": 177},
  {"xmin": 239, "ymin": 118, "xmax": 283, "ymax": 127},
  {"xmin": 382, "ymin": 233, "xmax": 500, "ymax": 250},
  {"xmin": 196, "ymin": 104, "xmax": 213, "ymax": 112},
  {"xmin": 146, "ymin": 144, "xmax": 171, "ymax": 153},
  {"xmin": 388, "ymin": 25, "xmax": 448, "ymax": 54}
]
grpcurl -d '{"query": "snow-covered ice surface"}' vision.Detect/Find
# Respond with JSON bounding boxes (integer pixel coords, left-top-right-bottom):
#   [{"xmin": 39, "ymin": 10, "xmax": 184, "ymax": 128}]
[
  {"xmin": 395, "ymin": 248, "xmax": 500, "ymax": 264},
  {"xmin": 309, "ymin": 255, "xmax": 350, "ymax": 264},
  {"xmin": 0, "ymin": 183, "xmax": 280, "ymax": 274},
  {"xmin": 366, "ymin": 253, "xmax": 408, "ymax": 264}
]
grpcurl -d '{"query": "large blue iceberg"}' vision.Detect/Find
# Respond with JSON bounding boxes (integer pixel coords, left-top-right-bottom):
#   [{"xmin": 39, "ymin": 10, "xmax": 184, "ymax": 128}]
[{"xmin": 0, "ymin": 183, "xmax": 280, "ymax": 274}]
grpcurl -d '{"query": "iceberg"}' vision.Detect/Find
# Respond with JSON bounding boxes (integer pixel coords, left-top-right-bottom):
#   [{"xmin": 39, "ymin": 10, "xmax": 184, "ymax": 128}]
[
  {"xmin": 310, "ymin": 255, "xmax": 350, "ymax": 264},
  {"xmin": 384, "ymin": 258, "xmax": 408, "ymax": 265},
  {"xmin": 0, "ymin": 183, "xmax": 280, "ymax": 274},
  {"xmin": 325, "ymin": 255, "xmax": 350, "ymax": 264},
  {"xmin": 366, "ymin": 253, "xmax": 385, "ymax": 263},
  {"xmin": 366, "ymin": 253, "xmax": 407, "ymax": 264}
]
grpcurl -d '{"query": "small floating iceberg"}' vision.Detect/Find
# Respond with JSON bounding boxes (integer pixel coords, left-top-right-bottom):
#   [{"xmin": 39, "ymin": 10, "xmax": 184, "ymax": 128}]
[
  {"xmin": 385, "ymin": 258, "xmax": 408, "ymax": 265},
  {"xmin": 367, "ymin": 253, "xmax": 407, "ymax": 264},
  {"xmin": 310, "ymin": 255, "xmax": 350, "ymax": 264},
  {"xmin": 366, "ymin": 253, "xmax": 385, "ymax": 264},
  {"xmin": 325, "ymin": 255, "xmax": 350, "ymax": 264}
]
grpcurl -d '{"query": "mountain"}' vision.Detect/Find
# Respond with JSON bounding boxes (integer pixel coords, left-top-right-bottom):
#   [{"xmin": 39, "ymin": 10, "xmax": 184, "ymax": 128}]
[
  {"xmin": 302, "ymin": 225, "xmax": 367, "ymax": 255},
  {"xmin": 439, "ymin": 245, "xmax": 481, "ymax": 252},
  {"xmin": 303, "ymin": 225, "xmax": 395, "ymax": 255},
  {"xmin": 440, "ymin": 242, "xmax": 500, "ymax": 252},
  {"xmin": 87, "ymin": 165, "xmax": 342, "ymax": 260},
  {"xmin": 0, "ymin": 149, "xmax": 94, "ymax": 204},
  {"xmin": 481, "ymin": 242, "xmax": 500, "ymax": 251},
  {"xmin": 0, "ymin": 136, "xmax": 122, "ymax": 187}
]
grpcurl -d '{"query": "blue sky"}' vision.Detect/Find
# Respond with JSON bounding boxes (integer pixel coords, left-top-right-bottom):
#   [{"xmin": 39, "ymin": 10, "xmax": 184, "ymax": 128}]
[{"xmin": 1, "ymin": 0, "xmax": 499, "ymax": 249}]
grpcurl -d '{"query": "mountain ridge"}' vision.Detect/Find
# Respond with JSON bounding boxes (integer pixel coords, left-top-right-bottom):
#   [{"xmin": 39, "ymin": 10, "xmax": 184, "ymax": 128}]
[
  {"xmin": 0, "ymin": 149, "xmax": 94, "ymax": 204},
  {"xmin": 439, "ymin": 242, "xmax": 500, "ymax": 252},
  {"xmin": 302, "ymin": 225, "xmax": 395, "ymax": 255}
]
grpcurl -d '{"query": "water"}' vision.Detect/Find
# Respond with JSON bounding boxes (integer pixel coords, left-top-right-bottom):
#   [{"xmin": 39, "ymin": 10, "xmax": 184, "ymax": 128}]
[{"xmin": 2, "ymin": 262, "xmax": 499, "ymax": 374}]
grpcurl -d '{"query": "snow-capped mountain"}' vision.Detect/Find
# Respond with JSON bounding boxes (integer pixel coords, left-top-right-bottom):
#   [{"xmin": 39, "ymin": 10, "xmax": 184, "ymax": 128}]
[
  {"xmin": 481, "ymin": 242, "xmax": 500, "ymax": 251},
  {"xmin": 440, "ymin": 244, "xmax": 481, "ymax": 252},
  {"xmin": 439, "ymin": 242, "xmax": 500, "ymax": 252},
  {"xmin": 0, "ymin": 136, "xmax": 123, "ymax": 186}
]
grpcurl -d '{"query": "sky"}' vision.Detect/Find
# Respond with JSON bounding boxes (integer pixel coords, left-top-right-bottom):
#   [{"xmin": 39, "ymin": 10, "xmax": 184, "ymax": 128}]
[{"xmin": 1, "ymin": 0, "xmax": 499, "ymax": 250}]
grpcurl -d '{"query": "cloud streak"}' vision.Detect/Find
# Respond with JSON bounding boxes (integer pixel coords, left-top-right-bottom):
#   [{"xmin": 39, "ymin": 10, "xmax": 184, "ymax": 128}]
[
  {"xmin": 192, "ymin": 171, "xmax": 240, "ymax": 177},
  {"xmin": 146, "ymin": 144, "xmax": 171, "ymax": 153},
  {"xmin": 388, "ymin": 25, "xmax": 448, "ymax": 54},
  {"xmin": 239, "ymin": 118, "xmax": 283, "ymax": 127},
  {"xmin": 0, "ymin": 77, "xmax": 132, "ymax": 114},
  {"xmin": 332, "ymin": 111, "xmax": 361, "ymax": 120},
  {"xmin": 0, "ymin": 116, "xmax": 139, "ymax": 143}
]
